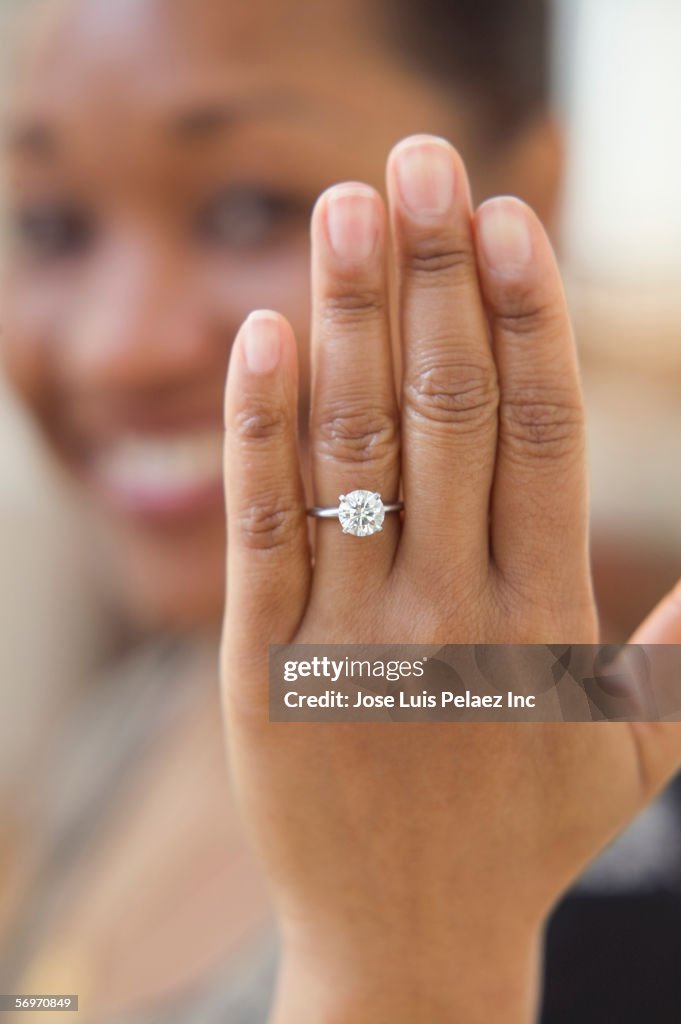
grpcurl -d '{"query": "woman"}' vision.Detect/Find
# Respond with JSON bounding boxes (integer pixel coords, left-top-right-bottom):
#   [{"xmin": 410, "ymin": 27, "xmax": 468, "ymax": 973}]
[{"xmin": 1, "ymin": 0, "xmax": 680, "ymax": 1020}]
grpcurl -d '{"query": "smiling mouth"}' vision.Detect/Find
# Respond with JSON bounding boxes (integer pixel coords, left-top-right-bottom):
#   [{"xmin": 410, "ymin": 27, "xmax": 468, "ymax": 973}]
[{"xmin": 90, "ymin": 428, "xmax": 225, "ymax": 519}]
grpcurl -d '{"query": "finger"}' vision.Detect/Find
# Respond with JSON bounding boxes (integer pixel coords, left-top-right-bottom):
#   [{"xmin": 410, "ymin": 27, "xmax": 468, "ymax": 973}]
[
  {"xmin": 222, "ymin": 310, "xmax": 310, "ymax": 698},
  {"xmin": 628, "ymin": 582, "xmax": 681, "ymax": 799},
  {"xmin": 309, "ymin": 183, "xmax": 400, "ymax": 580},
  {"xmin": 386, "ymin": 135, "xmax": 498, "ymax": 582},
  {"xmin": 632, "ymin": 581, "xmax": 681, "ymax": 644},
  {"xmin": 475, "ymin": 198, "xmax": 588, "ymax": 599}
]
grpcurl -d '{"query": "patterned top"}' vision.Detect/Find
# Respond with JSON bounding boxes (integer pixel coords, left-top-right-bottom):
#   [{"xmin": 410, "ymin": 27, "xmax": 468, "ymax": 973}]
[{"xmin": 0, "ymin": 638, "xmax": 277, "ymax": 1023}]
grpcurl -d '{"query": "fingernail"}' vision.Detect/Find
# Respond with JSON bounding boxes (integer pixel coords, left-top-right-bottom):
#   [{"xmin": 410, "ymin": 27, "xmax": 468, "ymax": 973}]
[
  {"xmin": 243, "ymin": 311, "xmax": 281, "ymax": 373},
  {"xmin": 325, "ymin": 185, "xmax": 378, "ymax": 261},
  {"xmin": 394, "ymin": 137, "xmax": 455, "ymax": 216},
  {"xmin": 478, "ymin": 199, "xmax": 533, "ymax": 275}
]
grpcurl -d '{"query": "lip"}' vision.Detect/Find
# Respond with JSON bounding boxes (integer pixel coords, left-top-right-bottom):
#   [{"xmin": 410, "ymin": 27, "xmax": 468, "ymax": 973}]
[
  {"xmin": 93, "ymin": 473, "xmax": 225, "ymax": 522},
  {"xmin": 85, "ymin": 427, "xmax": 225, "ymax": 524}
]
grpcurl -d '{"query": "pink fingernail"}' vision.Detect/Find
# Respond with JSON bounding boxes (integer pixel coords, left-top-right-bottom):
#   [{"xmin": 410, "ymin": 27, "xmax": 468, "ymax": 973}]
[
  {"xmin": 243, "ymin": 311, "xmax": 281, "ymax": 373},
  {"xmin": 325, "ymin": 185, "xmax": 378, "ymax": 262},
  {"xmin": 393, "ymin": 136, "xmax": 456, "ymax": 216},
  {"xmin": 478, "ymin": 199, "xmax": 533, "ymax": 275}
]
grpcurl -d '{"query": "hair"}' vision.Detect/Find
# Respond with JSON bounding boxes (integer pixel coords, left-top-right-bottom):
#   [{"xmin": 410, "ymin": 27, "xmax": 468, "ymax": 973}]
[{"xmin": 391, "ymin": 0, "xmax": 551, "ymax": 145}]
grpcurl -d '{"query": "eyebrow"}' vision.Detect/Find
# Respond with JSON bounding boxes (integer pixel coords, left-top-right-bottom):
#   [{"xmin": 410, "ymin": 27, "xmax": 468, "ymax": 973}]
[
  {"xmin": 169, "ymin": 96, "xmax": 306, "ymax": 140},
  {"xmin": 3, "ymin": 94, "xmax": 308, "ymax": 158}
]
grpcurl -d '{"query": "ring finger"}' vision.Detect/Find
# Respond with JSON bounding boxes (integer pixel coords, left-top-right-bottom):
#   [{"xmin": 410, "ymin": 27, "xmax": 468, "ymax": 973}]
[{"xmin": 309, "ymin": 183, "xmax": 401, "ymax": 583}]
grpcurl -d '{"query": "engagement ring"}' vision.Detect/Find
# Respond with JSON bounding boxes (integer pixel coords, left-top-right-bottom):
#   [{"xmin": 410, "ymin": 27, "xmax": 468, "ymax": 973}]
[{"xmin": 306, "ymin": 490, "xmax": 404, "ymax": 537}]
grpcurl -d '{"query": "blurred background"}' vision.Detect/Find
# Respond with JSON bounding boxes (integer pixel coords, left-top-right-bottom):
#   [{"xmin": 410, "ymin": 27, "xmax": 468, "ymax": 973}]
[
  {"xmin": 0, "ymin": 0, "xmax": 680, "ymax": 761},
  {"xmin": 556, "ymin": 0, "xmax": 681, "ymax": 640}
]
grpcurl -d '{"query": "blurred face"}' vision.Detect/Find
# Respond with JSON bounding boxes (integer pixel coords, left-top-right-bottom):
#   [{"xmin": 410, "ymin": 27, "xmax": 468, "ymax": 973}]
[{"xmin": 0, "ymin": 0, "xmax": 558, "ymax": 629}]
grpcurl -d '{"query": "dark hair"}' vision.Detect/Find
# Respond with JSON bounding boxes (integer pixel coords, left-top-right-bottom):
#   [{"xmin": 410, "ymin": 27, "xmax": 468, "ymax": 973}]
[{"xmin": 390, "ymin": 0, "xmax": 551, "ymax": 144}]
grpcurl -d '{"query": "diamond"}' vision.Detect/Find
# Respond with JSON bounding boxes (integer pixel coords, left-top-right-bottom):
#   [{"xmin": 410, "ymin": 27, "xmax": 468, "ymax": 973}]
[{"xmin": 337, "ymin": 490, "xmax": 385, "ymax": 537}]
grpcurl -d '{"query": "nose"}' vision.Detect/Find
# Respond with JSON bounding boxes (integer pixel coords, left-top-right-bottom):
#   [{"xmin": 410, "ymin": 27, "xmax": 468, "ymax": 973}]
[{"xmin": 63, "ymin": 230, "xmax": 221, "ymax": 395}]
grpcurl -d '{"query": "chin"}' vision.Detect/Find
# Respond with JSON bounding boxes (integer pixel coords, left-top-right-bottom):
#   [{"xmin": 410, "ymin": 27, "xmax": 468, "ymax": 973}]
[{"xmin": 100, "ymin": 510, "xmax": 227, "ymax": 635}]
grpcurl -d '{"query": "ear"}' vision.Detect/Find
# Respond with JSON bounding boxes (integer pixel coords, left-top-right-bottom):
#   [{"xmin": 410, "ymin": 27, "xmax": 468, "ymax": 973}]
[{"xmin": 477, "ymin": 115, "xmax": 565, "ymax": 241}]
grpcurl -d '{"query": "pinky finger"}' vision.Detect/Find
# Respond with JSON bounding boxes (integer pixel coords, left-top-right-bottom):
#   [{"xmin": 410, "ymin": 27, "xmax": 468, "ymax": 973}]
[
  {"xmin": 222, "ymin": 310, "xmax": 311, "ymax": 703},
  {"xmin": 474, "ymin": 198, "xmax": 588, "ymax": 600}
]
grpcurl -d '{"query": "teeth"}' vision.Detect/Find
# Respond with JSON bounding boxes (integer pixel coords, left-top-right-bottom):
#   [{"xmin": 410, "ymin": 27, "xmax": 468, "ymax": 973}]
[{"xmin": 95, "ymin": 430, "xmax": 224, "ymax": 497}]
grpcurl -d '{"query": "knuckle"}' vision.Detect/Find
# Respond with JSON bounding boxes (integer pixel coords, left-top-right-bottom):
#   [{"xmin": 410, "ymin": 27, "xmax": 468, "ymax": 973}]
[
  {"xmin": 500, "ymin": 391, "xmax": 584, "ymax": 460},
  {"xmin": 404, "ymin": 358, "xmax": 499, "ymax": 431},
  {"xmin": 314, "ymin": 405, "xmax": 399, "ymax": 466},
  {"xmin": 233, "ymin": 404, "xmax": 288, "ymax": 444},
  {"xmin": 493, "ymin": 288, "xmax": 563, "ymax": 337},
  {"xmin": 235, "ymin": 498, "xmax": 301, "ymax": 552},
  {"xmin": 404, "ymin": 233, "xmax": 475, "ymax": 282},
  {"xmin": 321, "ymin": 286, "xmax": 384, "ymax": 329}
]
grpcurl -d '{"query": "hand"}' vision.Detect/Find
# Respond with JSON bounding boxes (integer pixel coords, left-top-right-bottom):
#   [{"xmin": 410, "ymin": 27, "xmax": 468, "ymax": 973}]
[{"xmin": 221, "ymin": 135, "xmax": 681, "ymax": 1023}]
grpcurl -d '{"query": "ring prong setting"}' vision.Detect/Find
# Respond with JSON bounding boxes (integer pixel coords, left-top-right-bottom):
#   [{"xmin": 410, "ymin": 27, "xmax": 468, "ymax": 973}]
[
  {"xmin": 306, "ymin": 489, "xmax": 402, "ymax": 536},
  {"xmin": 337, "ymin": 489, "xmax": 386, "ymax": 537}
]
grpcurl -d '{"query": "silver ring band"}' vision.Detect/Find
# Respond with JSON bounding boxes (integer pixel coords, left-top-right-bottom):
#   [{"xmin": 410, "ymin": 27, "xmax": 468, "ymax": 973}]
[{"xmin": 307, "ymin": 503, "xmax": 404, "ymax": 518}]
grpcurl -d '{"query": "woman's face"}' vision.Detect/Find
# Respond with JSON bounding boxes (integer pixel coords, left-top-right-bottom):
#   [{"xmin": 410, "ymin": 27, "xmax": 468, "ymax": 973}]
[{"xmin": 0, "ymin": 0, "xmax": 555, "ymax": 629}]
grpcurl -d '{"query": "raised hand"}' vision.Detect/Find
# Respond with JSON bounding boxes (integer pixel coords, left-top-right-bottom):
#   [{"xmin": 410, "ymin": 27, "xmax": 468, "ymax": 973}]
[{"xmin": 221, "ymin": 135, "xmax": 681, "ymax": 1023}]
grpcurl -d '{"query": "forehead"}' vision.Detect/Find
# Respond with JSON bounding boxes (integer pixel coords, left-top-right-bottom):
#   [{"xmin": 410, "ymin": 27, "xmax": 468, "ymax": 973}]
[
  {"xmin": 11, "ymin": 0, "xmax": 401, "ymax": 114},
  {"xmin": 4, "ymin": 0, "xmax": 465, "ymax": 185}
]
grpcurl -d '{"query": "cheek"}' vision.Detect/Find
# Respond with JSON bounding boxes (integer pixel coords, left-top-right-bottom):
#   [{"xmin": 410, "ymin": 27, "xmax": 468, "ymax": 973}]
[
  {"xmin": 97, "ymin": 506, "xmax": 227, "ymax": 630},
  {"xmin": 0, "ymin": 272, "xmax": 63, "ymax": 417},
  {"xmin": 203, "ymin": 234, "xmax": 311, "ymax": 338},
  {"xmin": 202, "ymin": 234, "xmax": 312, "ymax": 408}
]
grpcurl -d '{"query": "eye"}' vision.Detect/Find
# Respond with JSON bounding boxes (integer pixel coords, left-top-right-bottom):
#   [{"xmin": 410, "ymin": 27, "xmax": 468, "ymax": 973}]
[
  {"xmin": 13, "ymin": 202, "xmax": 94, "ymax": 260},
  {"xmin": 196, "ymin": 185, "xmax": 308, "ymax": 250}
]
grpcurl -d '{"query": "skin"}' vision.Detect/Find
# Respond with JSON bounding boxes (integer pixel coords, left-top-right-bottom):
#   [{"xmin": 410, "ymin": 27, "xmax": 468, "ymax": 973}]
[{"xmin": 3, "ymin": 0, "xmax": 681, "ymax": 1020}]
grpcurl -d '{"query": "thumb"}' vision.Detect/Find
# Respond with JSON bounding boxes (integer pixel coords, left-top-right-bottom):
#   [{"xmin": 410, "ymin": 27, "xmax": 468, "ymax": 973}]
[{"xmin": 627, "ymin": 580, "xmax": 681, "ymax": 799}]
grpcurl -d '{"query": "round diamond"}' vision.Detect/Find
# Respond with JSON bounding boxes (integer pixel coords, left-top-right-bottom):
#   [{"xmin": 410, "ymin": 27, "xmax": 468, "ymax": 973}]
[{"xmin": 338, "ymin": 490, "xmax": 385, "ymax": 537}]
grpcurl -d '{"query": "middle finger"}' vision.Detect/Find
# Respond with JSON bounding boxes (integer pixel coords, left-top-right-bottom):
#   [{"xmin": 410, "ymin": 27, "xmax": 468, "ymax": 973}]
[{"xmin": 387, "ymin": 136, "xmax": 499, "ymax": 584}]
